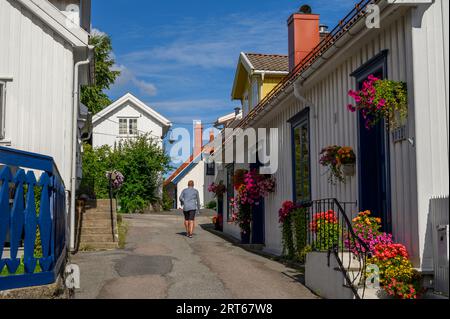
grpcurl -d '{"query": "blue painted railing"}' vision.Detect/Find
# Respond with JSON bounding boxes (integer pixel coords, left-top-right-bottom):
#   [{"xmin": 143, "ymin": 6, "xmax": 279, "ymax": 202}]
[{"xmin": 0, "ymin": 146, "xmax": 67, "ymax": 291}]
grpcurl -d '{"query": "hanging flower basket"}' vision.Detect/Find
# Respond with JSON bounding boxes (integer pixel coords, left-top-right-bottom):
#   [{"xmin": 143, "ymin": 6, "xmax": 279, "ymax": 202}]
[
  {"xmin": 347, "ymin": 75, "xmax": 408, "ymax": 131},
  {"xmin": 208, "ymin": 181, "xmax": 226, "ymax": 198},
  {"xmin": 341, "ymin": 164, "xmax": 355, "ymax": 177},
  {"xmin": 320, "ymin": 146, "xmax": 356, "ymax": 184}
]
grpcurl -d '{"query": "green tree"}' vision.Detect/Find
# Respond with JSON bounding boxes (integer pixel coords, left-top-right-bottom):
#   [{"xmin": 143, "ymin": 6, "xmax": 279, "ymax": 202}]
[
  {"xmin": 80, "ymin": 134, "xmax": 172, "ymax": 214},
  {"xmin": 81, "ymin": 33, "xmax": 120, "ymax": 114}
]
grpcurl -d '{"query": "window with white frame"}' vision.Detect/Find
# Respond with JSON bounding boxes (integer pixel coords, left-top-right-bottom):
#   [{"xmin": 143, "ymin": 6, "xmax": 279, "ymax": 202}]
[
  {"xmin": 0, "ymin": 82, "xmax": 5, "ymax": 140},
  {"xmin": 118, "ymin": 118, "xmax": 138, "ymax": 136},
  {"xmin": 119, "ymin": 119, "xmax": 128, "ymax": 135},
  {"xmin": 129, "ymin": 119, "xmax": 138, "ymax": 135}
]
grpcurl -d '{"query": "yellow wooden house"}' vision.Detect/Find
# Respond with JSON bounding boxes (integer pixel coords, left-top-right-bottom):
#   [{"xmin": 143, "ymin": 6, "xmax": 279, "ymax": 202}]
[{"xmin": 231, "ymin": 53, "xmax": 288, "ymax": 116}]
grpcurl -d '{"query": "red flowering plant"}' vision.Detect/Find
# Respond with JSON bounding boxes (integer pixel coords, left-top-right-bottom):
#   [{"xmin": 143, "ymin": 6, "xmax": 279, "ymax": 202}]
[
  {"xmin": 231, "ymin": 170, "xmax": 276, "ymax": 236},
  {"xmin": 310, "ymin": 210, "xmax": 341, "ymax": 251},
  {"xmin": 347, "ymin": 74, "xmax": 408, "ymax": 130},
  {"xmin": 348, "ymin": 211, "xmax": 423, "ymax": 299}
]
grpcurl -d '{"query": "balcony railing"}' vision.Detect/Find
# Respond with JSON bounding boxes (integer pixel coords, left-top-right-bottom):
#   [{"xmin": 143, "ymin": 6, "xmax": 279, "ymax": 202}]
[{"xmin": 0, "ymin": 146, "xmax": 67, "ymax": 291}]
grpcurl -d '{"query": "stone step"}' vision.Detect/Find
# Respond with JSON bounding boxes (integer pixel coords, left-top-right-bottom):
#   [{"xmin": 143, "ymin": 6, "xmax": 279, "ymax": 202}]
[
  {"xmin": 81, "ymin": 220, "xmax": 113, "ymax": 228},
  {"xmin": 79, "ymin": 242, "xmax": 119, "ymax": 251},
  {"xmin": 84, "ymin": 200, "xmax": 115, "ymax": 210},
  {"xmin": 80, "ymin": 234, "xmax": 115, "ymax": 243},
  {"xmin": 81, "ymin": 227, "xmax": 115, "ymax": 235},
  {"xmin": 82, "ymin": 214, "xmax": 113, "ymax": 221}
]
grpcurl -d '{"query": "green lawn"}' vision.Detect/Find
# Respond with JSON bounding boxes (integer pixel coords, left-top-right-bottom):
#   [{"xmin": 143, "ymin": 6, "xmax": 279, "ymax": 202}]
[{"xmin": 1, "ymin": 261, "xmax": 42, "ymax": 277}]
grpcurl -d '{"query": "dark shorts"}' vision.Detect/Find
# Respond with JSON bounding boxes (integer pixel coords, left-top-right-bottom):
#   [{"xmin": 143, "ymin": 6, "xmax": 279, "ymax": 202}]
[{"xmin": 183, "ymin": 210, "xmax": 196, "ymax": 221}]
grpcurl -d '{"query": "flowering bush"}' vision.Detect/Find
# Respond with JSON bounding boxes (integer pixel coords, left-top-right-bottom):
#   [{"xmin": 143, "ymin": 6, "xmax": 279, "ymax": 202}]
[
  {"xmin": 310, "ymin": 210, "xmax": 341, "ymax": 251},
  {"xmin": 347, "ymin": 74, "xmax": 408, "ymax": 130},
  {"xmin": 231, "ymin": 170, "xmax": 276, "ymax": 236},
  {"xmin": 208, "ymin": 181, "xmax": 226, "ymax": 198},
  {"xmin": 233, "ymin": 169, "xmax": 248, "ymax": 190},
  {"xmin": 346, "ymin": 210, "xmax": 394, "ymax": 254},
  {"xmin": 106, "ymin": 170, "xmax": 125, "ymax": 189},
  {"xmin": 320, "ymin": 146, "xmax": 356, "ymax": 184},
  {"xmin": 279, "ymin": 201, "xmax": 308, "ymax": 262},
  {"xmin": 348, "ymin": 211, "xmax": 422, "ymax": 299}
]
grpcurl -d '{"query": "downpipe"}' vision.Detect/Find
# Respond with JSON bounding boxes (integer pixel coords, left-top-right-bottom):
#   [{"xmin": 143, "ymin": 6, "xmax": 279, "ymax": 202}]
[{"xmin": 70, "ymin": 47, "xmax": 93, "ymax": 252}]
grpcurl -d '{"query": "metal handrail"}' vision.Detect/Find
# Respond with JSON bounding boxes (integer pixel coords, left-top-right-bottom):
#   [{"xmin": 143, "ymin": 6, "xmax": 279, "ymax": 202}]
[{"xmin": 301, "ymin": 198, "xmax": 370, "ymax": 299}]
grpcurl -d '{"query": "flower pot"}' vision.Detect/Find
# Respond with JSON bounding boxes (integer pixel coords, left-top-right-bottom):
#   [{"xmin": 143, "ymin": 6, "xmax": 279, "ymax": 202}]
[
  {"xmin": 241, "ymin": 232, "xmax": 250, "ymax": 244},
  {"xmin": 342, "ymin": 164, "xmax": 355, "ymax": 177}
]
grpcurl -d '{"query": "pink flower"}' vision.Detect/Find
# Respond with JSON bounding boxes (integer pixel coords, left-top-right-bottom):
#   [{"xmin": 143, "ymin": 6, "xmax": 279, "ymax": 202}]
[{"xmin": 347, "ymin": 104, "xmax": 356, "ymax": 112}]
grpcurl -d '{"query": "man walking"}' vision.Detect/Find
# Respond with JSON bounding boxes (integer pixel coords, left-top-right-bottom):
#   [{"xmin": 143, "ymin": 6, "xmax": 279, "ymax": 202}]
[{"xmin": 179, "ymin": 180, "xmax": 201, "ymax": 238}]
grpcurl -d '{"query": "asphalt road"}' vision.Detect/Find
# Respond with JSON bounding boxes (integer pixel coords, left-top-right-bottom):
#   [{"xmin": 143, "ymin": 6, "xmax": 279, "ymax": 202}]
[{"xmin": 72, "ymin": 213, "xmax": 317, "ymax": 299}]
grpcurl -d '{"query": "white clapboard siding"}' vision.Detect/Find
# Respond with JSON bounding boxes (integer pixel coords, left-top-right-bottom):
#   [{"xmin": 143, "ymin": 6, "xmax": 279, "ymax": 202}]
[
  {"xmin": 0, "ymin": 0, "xmax": 75, "ymax": 188},
  {"xmin": 252, "ymin": 4, "xmax": 449, "ymax": 265}
]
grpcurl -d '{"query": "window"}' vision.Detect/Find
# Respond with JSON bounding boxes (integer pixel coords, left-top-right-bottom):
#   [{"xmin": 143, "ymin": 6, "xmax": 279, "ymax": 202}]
[
  {"xmin": 0, "ymin": 82, "xmax": 5, "ymax": 140},
  {"xmin": 290, "ymin": 109, "xmax": 311, "ymax": 203},
  {"xmin": 119, "ymin": 119, "xmax": 128, "ymax": 135},
  {"xmin": 119, "ymin": 118, "xmax": 138, "ymax": 136},
  {"xmin": 251, "ymin": 78, "xmax": 259, "ymax": 108},
  {"xmin": 206, "ymin": 161, "xmax": 215, "ymax": 176},
  {"xmin": 129, "ymin": 119, "xmax": 138, "ymax": 135}
]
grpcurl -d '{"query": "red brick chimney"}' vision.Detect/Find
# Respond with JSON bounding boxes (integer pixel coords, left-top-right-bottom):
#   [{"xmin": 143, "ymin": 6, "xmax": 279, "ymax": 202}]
[
  {"xmin": 287, "ymin": 6, "xmax": 320, "ymax": 72},
  {"xmin": 194, "ymin": 120, "xmax": 203, "ymax": 158}
]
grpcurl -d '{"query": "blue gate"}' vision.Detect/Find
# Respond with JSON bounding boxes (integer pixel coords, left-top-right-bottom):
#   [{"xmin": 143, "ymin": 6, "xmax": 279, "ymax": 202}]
[{"xmin": 0, "ymin": 146, "xmax": 67, "ymax": 291}]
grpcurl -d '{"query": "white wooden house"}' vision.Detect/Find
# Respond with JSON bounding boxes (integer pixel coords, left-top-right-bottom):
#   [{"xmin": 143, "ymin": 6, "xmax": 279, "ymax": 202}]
[
  {"xmin": 0, "ymin": 0, "xmax": 94, "ymax": 251},
  {"xmin": 92, "ymin": 93, "xmax": 172, "ymax": 149},
  {"xmin": 214, "ymin": 0, "xmax": 449, "ymax": 297}
]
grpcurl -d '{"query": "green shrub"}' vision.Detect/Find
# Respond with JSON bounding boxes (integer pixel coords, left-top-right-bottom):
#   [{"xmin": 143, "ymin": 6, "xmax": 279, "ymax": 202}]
[
  {"xmin": 81, "ymin": 134, "xmax": 171, "ymax": 214},
  {"xmin": 162, "ymin": 190, "xmax": 174, "ymax": 211},
  {"xmin": 206, "ymin": 200, "xmax": 217, "ymax": 210},
  {"xmin": 292, "ymin": 208, "xmax": 308, "ymax": 263}
]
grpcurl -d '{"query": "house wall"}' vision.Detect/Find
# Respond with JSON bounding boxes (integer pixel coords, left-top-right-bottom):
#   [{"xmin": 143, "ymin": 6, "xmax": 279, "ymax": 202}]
[
  {"xmin": 253, "ymin": 7, "xmax": 433, "ymax": 265},
  {"xmin": 92, "ymin": 102, "xmax": 164, "ymax": 149},
  {"xmin": 409, "ymin": 0, "xmax": 449, "ymax": 271},
  {"xmin": 0, "ymin": 0, "xmax": 75, "ymax": 188},
  {"xmin": 261, "ymin": 76, "xmax": 283, "ymax": 99}
]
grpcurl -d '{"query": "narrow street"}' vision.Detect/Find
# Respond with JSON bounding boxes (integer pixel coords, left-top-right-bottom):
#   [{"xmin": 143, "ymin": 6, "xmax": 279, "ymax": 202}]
[{"xmin": 72, "ymin": 213, "xmax": 317, "ymax": 299}]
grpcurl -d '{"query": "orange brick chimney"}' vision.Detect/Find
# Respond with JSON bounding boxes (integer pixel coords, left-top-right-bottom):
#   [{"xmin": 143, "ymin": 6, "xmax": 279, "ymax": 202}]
[
  {"xmin": 287, "ymin": 6, "xmax": 320, "ymax": 72},
  {"xmin": 194, "ymin": 120, "xmax": 203, "ymax": 158}
]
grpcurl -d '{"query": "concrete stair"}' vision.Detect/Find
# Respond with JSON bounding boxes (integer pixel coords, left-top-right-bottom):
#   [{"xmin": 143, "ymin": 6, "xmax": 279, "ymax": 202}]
[
  {"xmin": 333, "ymin": 253, "xmax": 384, "ymax": 299},
  {"xmin": 77, "ymin": 199, "xmax": 119, "ymax": 251}
]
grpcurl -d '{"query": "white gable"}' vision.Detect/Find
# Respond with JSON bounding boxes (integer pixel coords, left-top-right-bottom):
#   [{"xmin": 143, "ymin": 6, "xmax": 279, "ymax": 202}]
[{"xmin": 92, "ymin": 93, "xmax": 171, "ymax": 149}]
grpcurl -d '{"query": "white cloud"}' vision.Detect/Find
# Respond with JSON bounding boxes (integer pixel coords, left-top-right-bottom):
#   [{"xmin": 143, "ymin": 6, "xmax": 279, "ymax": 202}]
[
  {"xmin": 111, "ymin": 64, "xmax": 158, "ymax": 97},
  {"xmin": 91, "ymin": 27, "xmax": 106, "ymax": 37}
]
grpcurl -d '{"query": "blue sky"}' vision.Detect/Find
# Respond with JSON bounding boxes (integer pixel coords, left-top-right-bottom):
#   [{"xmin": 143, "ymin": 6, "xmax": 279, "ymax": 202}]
[{"xmin": 92, "ymin": 0, "xmax": 356, "ymax": 168}]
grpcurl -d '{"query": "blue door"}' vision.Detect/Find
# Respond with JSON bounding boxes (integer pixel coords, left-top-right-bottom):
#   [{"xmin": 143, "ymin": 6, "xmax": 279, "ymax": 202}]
[
  {"xmin": 353, "ymin": 51, "xmax": 392, "ymax": 233},
  {"xmin": 251, "ymin": 162, "xmax": 265, "ymax": 244}
]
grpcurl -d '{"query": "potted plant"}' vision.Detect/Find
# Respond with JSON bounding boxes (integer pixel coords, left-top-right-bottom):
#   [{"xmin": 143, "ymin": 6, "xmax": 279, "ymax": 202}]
[
  {"xmin": 347, "ymin": 74, "xmax": 408, "ymax": 130},
  {"xmin": 208, "ymin": 181, "xmax": 226, "ymax": 198},
  {"xmin": 337, "ymin": 147, "xmax": 356, "ymax": 177},
  {"xmin": 320, "ymin": 146, "xmax": 356, "ymax": 183}
]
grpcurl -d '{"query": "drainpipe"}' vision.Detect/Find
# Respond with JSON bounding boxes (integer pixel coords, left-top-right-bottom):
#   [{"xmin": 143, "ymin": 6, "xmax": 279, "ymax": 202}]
[{"xmin": 70, "ymin": 46, "xmax": 94, "ymax": 252}]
